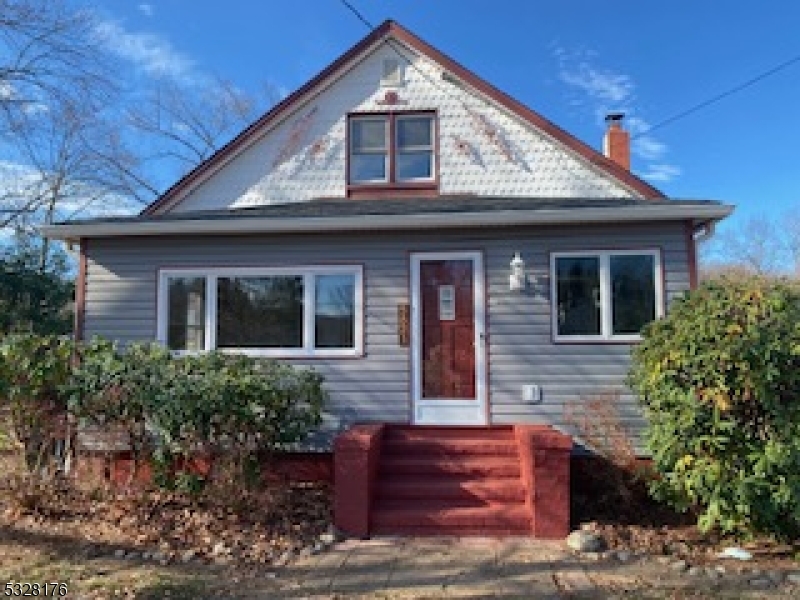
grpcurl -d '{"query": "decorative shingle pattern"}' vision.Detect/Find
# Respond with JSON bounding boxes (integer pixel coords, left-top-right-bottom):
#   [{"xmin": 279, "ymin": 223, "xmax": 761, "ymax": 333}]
[{"xmin": 170, "ymin": 42, "xmax": 634, "ymax": 214}]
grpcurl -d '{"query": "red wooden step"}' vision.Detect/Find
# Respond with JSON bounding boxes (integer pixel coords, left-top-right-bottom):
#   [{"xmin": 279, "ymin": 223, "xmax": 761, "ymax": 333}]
[
  {"xmin": 370, "ymin": 504, "xmax": 531, "ymax": 531},
  {"xmin": 369, "ymin": 526, "xmax": 531, "ymax": 536},
  {"xmin": 379, "ymin": 456, "xmax": 521, "ymax": 478},
  {"xmin": 382, "ymin": 438, "xmax": 518, "ymax": 457},
  {"xmin": 385, "ymin": 426, "xmax": 514, "ymax": 442},
  {"xmin": 377, "ymin": 477, "xmax": 526, "ymax": 503}
]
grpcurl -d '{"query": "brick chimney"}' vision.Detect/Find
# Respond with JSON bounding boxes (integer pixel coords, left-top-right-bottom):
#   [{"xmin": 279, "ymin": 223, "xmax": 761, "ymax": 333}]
[{"xmin": 603, "ymin": 113, "xmax": 630, "ymax": 170}]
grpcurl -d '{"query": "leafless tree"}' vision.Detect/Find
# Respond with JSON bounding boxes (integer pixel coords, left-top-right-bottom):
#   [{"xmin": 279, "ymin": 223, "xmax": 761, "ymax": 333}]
[
  {"xmin": 116, "ymin": 77, "xmax": 278, "ymax": 193},
  {"xmin": 0, "ymin": 0, "xmax": 113, "ymax": 132},
  {"xmin": 1, "ymin": 0, "xmax": 117, "ymax": 235},
  {"xmin": 1, "ymin": 0, "xmax": 277, "ymax": 262},
  {"xmin": 3, "ymin": 99, "xmax": 141, "ymax": 268},
  {"xmin": 786, "ymin": 213, "xmax": 800, "ymax": 276},
  {"xmin": 701, "ymin": 212, "xmax": 800, "ymax": 278}
]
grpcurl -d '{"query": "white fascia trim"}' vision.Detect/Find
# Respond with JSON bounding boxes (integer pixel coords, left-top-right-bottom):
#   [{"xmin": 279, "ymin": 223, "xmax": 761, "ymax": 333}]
[{"xmin": 41, "ymin": 203, "xmax": 734, "ymax": 241}]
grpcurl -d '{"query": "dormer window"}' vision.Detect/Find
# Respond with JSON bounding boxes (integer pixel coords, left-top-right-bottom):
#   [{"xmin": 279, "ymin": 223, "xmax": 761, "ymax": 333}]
[{"xmin": 348, "ymin": 112, "xmax": 436, "ymax": 193}]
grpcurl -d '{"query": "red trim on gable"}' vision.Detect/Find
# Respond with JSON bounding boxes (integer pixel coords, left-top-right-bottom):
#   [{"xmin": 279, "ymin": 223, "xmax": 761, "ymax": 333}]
[
  {"xmin": 142, "ymin": 20, "xmax": 663, "ymax": 216},
  {"xmin": 386, "ymin": 24, "xmax": 663, "ymax": 199}
]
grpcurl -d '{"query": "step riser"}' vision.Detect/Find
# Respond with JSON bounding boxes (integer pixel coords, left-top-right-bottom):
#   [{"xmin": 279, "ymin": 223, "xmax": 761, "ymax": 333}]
[
  {"xmin": 377, "ymin": 484, "xmax": 525, "ymax": 503},
  {"xmin": 378, "ymin": 492, "xmax": 525, "ymax": 503},
  {"xmin": 372, "ymin": 426, "xmax": 529, "ymax": 536},
  {"xmin": 371, "ymin": 513, "xmax": 531, "ymax": 528},
  {"xmin": 380, "ymin": 463, "xmax": 521, "ymax": 478},
  {"xmin": 387, "ymin": 426, "xmax": 513, "ymax": 434},
  {"xmin": 370, "ymin": 527, "xmax": 531, "ymax": 536},
  {"xmin": 383, "ymin": 441, "xmax": 518, "ymax": 457},
  {"xmin": 385, "ymin": 432, "xmax": 514, "ymax": 443}
]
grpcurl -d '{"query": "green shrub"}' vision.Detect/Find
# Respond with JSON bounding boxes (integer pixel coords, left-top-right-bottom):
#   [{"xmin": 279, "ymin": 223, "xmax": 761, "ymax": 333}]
[
  {"xmin": 628, "ymin": 276, "xmax": 800, "ymax": 539},
  {"xmin": 65, "ymin": 340, "xmax": 172, "ymax": 467},
  {"xmin": 0, "ymin": 334, "xmax": 75, "ymax": 471},
  {"xmin": 67, "ymin": 342, "xmax": 325, "ymax": 491},
  {"xmin": 2, "ymin": 334, "xmax": 326, "ymax": 492}
]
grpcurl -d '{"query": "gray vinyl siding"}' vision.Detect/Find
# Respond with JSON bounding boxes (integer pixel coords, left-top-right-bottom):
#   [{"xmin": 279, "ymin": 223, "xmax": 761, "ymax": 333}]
[{"xmin": 84, "ymin": 221, "xmax": 690, "ymax": 452}]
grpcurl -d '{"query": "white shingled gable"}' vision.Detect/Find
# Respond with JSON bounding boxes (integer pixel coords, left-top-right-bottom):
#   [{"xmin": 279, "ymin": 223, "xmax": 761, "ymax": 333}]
[{"xmin": 167, "ymin": 36, "xmax": 636, "ymax": 214}]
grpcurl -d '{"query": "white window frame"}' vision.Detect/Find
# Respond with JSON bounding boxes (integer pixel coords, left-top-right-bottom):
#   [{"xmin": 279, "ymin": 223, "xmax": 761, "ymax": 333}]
[
  {"xmin": 550, "ymin": 249, "xmax": 664, "ymax": 343},
  {"xmin": 157, "ymin": 265, "xmax": 364, "ymax": 358}
]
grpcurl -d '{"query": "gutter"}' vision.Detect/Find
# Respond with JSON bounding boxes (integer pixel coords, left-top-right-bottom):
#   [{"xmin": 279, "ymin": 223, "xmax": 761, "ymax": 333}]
[
  {"xmin": 693, "ymin": 220, "xmax": 717, "ymax": 242},
  {"xmin": 41, "ymin": 203, "xmax": 734, "ymax": 242}
]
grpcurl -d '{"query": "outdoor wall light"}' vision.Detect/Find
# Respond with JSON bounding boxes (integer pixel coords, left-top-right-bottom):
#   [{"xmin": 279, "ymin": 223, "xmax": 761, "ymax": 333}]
[{"xmin": 509, "ymin": 252, "xmax": 527, "ymax": 292}]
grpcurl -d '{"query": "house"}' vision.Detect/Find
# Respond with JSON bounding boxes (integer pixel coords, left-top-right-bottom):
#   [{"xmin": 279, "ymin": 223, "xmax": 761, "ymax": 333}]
[{"xmin": 43, "ymin": 20, "xmax": 732, "ymax": 537}]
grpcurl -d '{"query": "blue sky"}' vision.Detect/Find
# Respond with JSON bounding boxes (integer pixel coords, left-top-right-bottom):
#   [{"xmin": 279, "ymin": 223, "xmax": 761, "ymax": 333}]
[{"xmin": 84, "ymin": 1, "xmax": 800, "ymax": 233}]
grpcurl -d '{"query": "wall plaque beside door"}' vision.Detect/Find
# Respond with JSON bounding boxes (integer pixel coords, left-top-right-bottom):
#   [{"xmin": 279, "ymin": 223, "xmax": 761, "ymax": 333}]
[{"xmin": 397, "ymin": 303, "xmax": 410, "ymax": 346}]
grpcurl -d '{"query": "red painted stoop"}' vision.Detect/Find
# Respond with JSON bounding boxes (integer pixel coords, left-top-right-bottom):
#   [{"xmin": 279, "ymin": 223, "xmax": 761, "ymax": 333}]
[{"xmin": 334, "ymin": 424, "xmax": 572, "ymax": 538}]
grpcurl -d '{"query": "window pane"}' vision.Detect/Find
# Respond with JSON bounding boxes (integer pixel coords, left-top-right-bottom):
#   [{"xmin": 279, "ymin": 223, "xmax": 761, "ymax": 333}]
[
  {"xmin": 217, "ymin": 276, "xmax": 303, "ymax": 348},
  {"xmin": 397, "ymin": 117, "xmax": 432, "ymax": 148},
  {"xmin": 351, "ymin": 119, "xmax": 386, "ymax": 152},
  {"xmin": 350, "ymin": 154, "xmax": 386, "ymax": 182},
  {"xmin": 396, "ymin": 151, "xmax": 433, "ymax": 180},
  {"xmin": 556, "ymin": 257, "xmax": 600, "ymax": 336},
  {"xmin": 315, "ymin": 274, "xmax": 355, "ymax": 348},
  {"xmin": 167, "ymin": 277, "xmax": 206, "ymax": 351},
  {"xmin": 611, "ymin": 255, "xmax": 656, "ymax": 335}
]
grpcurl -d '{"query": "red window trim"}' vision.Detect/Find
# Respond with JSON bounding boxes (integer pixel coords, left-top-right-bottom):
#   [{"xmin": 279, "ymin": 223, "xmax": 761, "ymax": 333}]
[{"xmin": 346, "ymin": 110, "xmax": 439, "ymax": 197}]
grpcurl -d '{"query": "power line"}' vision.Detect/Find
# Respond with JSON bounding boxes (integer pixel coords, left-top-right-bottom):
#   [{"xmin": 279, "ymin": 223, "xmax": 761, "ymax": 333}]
[
  {"xmin": 340, "ymin": 0, "xmax": 374, "ymax": 30},
  {"xmin": 633, "ymin": 54, "xmax": 800, "ymax": 139},
  {"xmin": 337, "ymin": 0, "xmax": 483, "ymax": 110},
  {"xmin": 335, "ymin": 0, "xmax": 642, "ymax": 192},
  {"xmin": 340, "ymin": 0, "xmax": 800, "ymax": 141},
  {"xmin": 337, "ymin": 0, "xmax": 473, "ymax": 109}
]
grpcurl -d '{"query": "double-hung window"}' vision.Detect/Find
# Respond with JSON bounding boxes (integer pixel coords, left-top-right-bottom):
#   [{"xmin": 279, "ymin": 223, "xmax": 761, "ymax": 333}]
[
  {"xmin": 158, "ymin": 266, "xmax": 363, "ymax": 357},
  {"xmin": 551, "ymin": 250, "xmax": 663, "ymax": 342},
  {"xmin": 348, "ymin": 112, "xmax": 435, "ymax": 187}
]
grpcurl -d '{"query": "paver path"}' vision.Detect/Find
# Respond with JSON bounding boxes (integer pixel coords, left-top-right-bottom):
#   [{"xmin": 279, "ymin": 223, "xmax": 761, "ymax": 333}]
[{"xmin": 275, "ymin": 537, "xmax": 799, "ymax": 599}]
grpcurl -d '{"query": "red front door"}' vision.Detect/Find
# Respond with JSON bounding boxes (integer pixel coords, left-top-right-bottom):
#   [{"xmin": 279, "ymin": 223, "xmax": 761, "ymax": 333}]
[
  {"xmin": 412, "ymin": 251, "xmax": 486, "ymax": 425},
  {"xmin": 420, "ymin": 259, "xmax": 476, "ymax": 399}
]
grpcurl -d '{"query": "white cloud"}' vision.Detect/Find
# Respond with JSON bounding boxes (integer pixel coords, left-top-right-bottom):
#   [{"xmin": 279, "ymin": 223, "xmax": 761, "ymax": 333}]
[
  {"xmin": 639, "ymin": 164, "xmax": 681, "ymax": 182},
  {"xmin": 554, "ymin": 47, "xmax": 680, "ymax": 184},
  {"xmin": 93, "ymin": 19, "xmax": 195, "ymax": 82},
  {"xmin": 0, "ymin": 81, "xmax": 15, "ymax": 100},
  {"xmin": 138, "ymin": 4, "xmax": 155, "ymax": 18},
  {"xmin": 632, "ymin": 136, "xmax": 666, "ymax": 161},
  {"xmin": 560, "ymin": 66, "xmax": 634, "ymax": 105}
]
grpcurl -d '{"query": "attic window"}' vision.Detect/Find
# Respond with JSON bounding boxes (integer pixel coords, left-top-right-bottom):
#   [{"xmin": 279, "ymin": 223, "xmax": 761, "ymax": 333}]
[
  {"xmin": 381, "ymin": 58, "xmax": 403, "ymax": 86},
  {"xmin": 348, "ymin": 112, "xmax": 437, "ymax": 191}
]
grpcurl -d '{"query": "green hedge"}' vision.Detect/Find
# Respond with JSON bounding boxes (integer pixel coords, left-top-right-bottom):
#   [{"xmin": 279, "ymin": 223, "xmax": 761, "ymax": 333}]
[{"xmin": 1, "ymin": 335, "xmax": 325, "ymax": 489}]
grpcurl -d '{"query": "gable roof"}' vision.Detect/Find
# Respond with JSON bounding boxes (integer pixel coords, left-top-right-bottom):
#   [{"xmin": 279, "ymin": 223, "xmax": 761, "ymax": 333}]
[{"xmin": 142, "ymin": 20, "xmax": 664, "ymax": 216}]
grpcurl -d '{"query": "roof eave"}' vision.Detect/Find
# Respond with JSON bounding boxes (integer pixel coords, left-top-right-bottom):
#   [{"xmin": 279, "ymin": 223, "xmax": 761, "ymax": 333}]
[{"xmin": 42, "ymin": 203, "xmax": 734, "ymax": 242}]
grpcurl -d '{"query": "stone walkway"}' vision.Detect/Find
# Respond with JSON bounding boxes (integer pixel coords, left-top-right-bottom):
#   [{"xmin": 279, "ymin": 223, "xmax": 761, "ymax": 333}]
[{"xmin": 273, "ymin": 537, "xmax": 800, "ymax": 599}]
